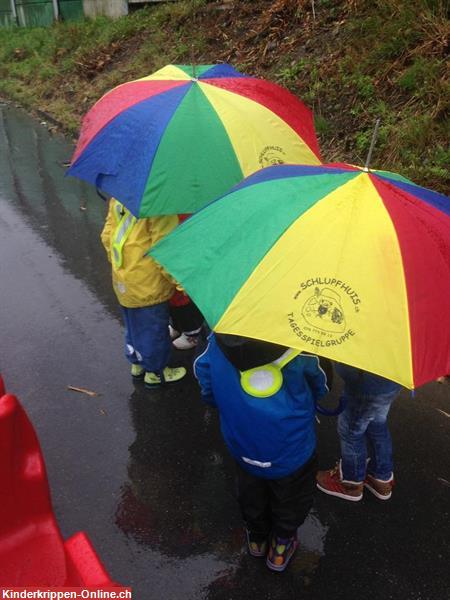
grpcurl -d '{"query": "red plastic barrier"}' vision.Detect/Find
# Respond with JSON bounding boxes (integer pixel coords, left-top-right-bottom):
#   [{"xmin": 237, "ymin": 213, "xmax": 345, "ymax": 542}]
[{"xmin": 0, "ymin": 390, "xmax": 117, "ymax": 586}]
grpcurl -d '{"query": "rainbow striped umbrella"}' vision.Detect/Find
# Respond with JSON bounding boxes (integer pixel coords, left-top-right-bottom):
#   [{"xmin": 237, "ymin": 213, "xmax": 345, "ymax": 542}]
[
  {"xmin": 150, "ymin": 163, "xmax": 450, "ymax": 389},
  {"xmin": 67, "ymin": 64, "xmax": 321, "ymax": 216}
]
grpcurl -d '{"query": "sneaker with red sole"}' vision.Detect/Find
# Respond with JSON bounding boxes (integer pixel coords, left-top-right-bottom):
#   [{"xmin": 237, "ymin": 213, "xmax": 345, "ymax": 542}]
[
  {"xmin": 364, "ymin": 473, "xmax": 394, "ymax": 500},
  {"xmin": 266, "ymin": 535, "xmax": 298, "ymax": 572},
  {"xmin": 316, "ymin": 462, "xmax": 363, "ymax": 501}
]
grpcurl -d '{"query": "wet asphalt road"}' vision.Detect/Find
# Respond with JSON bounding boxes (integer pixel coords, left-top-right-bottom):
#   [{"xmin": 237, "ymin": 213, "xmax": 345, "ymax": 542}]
[{"xmin": 0, "ymin": 103, "xmax": 449, "ymax": 600}]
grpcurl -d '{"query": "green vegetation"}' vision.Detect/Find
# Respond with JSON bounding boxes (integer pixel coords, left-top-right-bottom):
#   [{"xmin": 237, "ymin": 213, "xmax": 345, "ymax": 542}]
[{"xmin": 0, "ymin": 0, "xmax": 448, "ymax": 192}]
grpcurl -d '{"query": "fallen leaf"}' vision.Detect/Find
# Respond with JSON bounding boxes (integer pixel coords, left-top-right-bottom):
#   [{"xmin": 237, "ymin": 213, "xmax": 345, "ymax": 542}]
[
  {"xmin": 437, "ymin": 477, "xmax": 450, "ymax": 488},
  {"xmin": 67, "ymin": 385, "xmax": 100, "ymax": 397},
  {"xmin": 436, "ymin": 408, "xmax": 450, "ymax": 418}
]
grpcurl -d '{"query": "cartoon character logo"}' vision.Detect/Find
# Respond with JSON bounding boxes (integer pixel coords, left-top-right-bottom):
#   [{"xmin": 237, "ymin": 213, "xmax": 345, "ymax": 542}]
[
  {"xmin": 259, "ymin": 145, "xmax": 286, "ymax": 168},
  {"xmin": 302, "ymin": 287, "xmax": 346, "ymax": 333}
]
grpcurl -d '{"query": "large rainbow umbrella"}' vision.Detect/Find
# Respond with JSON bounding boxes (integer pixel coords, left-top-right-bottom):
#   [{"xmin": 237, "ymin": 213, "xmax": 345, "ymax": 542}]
[
  {"xmin": 150, "ymin": 163, "xmax": 450, "ymax": 389},
  {"xmin": 67, "ymin": 64, "xmax": 321, "ymax": 216}
]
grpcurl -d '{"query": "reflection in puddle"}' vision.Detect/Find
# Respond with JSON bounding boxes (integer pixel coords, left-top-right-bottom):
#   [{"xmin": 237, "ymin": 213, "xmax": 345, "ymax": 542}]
[
  {"xmin": 299, "ymin": 509, "xmax": 328, "ymax": 554},
  {"xmin": 115, "ymin": 386, "xmax": 242, "ymax": 561},
  {"xmin": 293, "ymin": 509, "xmax": 329, "ymax": 576}
]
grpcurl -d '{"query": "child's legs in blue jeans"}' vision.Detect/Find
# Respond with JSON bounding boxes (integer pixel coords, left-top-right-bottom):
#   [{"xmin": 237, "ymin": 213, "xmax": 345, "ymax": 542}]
[
  {"xmin": 121, "ymin": 303, "xmax": 171, "ymax": 373},
  {"xmin": 366, "ymin": 392, "xmax": 398, "ymax": 480},
  {"xmin": 337, "ymin": 391, "xmax": 397, "ymax": 482}
]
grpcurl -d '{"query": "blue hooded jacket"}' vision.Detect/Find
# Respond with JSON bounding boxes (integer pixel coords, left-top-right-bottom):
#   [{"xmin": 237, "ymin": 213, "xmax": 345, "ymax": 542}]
[{"xmin": 194, "ymin": 334, "xmax": 329, "ymax": 479}]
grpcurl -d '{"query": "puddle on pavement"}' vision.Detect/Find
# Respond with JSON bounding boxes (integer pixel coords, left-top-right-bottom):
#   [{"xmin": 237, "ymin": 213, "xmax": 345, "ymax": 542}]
[
  {"xmin": 292, "ymin": 510, "xmax": 329, "ymax": 578},
  {"xmin": 0, "ymin": 103, "xmax": 115, "ymax": 316}
]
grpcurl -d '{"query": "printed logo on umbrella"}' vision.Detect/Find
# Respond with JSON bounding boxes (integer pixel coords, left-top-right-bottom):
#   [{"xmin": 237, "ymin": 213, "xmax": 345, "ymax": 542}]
[
  {"xmin": 288, "ymin": 277, "xmax": 361, "ymax": 349},
  {"xmin": 258, "ymin": 145, "xmax": 287, "ymax": 167},
  {"xmin": 302, "ymin": 287, "xmax": 346, "ymax": 333}
]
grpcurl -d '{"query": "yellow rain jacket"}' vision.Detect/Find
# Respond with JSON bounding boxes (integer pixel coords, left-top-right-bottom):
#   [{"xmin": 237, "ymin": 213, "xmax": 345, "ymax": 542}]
[{"xmin": 101, "ymin": 198, "xmax": 178, "ymax": 308}]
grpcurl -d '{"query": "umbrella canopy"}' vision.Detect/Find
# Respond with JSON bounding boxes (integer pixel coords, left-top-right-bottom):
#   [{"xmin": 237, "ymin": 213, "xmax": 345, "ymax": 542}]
[
  {"xmin": 66, "ymin": 64, "xmax": 321, "ymax": 216},
  {"xmin": 150, "ymin": 163, "xmax": 450, "ymax": 389}
]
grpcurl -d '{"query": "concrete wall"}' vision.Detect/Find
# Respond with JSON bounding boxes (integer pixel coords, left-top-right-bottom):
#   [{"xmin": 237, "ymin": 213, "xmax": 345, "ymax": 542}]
[{"xmin": 83, "ymin": 0, "xmax": 128, "ymax": 19}]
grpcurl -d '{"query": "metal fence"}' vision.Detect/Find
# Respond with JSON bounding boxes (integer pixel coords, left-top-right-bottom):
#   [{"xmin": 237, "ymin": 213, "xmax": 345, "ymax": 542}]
[
  {"xmin": 15, "ymin": 0, "xmax": 57, "ymax": 27},
  {"xmin": 59, "ymin": 0, "xmax": 84, "ymax": 22},
  {"xmin": 0, "ymin": 0, "xmax": 178, "ymax": 27},
  {"xmin": 1, "ymin": 0, "xmax": 83, "ymax": 27},
  {"xmin": 0, "ymin": 0, "xmax": 16, "ymax": 26}
]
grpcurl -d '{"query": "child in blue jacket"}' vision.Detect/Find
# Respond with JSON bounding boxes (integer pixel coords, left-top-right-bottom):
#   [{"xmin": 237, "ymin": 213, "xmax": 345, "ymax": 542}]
[{"xmin": 194, "ymin": 333, "xmax": 329, "ymax": 572}]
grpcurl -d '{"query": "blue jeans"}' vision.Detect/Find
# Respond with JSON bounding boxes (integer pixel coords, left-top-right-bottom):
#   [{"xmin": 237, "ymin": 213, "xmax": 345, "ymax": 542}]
[
  {"xmin": 121, "ymin": 303, "xmax": 171, "ymax": 373},
  {"xmin": 337, "ymin": 390, "xmax": 399, "ymax": 482}
]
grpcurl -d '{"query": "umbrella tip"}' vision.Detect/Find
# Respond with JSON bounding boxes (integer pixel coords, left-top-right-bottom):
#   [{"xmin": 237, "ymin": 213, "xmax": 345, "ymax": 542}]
[
  {"xmin": 190, "ymin": 44, "xmax": 197, "ymax": 79},
  {"xmin": 363, "ymin": 118, "xmax": 381, "ymax": 171}
]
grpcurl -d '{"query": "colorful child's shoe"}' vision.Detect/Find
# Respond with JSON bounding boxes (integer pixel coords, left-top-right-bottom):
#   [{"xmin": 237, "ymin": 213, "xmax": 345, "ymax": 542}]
[
  {"xmin": 266, "ymin": 535, "xmax": 298, "ymax": 572},
  {"xmin": 130, "ymin": 364, "xmax": 145, "ymax": 379},
  {"xmin": 144, "ymin": 366, "xmax": 187, "ymax": 388},
  {"xmin": 316, "ymin": 462, "xmax": 363, "ymax": 501},
  {"xmin": 364, "ymin": 473, "xmax": 394, "ymax": 500},
  {"xmin": 245, "ymin": 529, "xmax": 268, "ymax": 558}
]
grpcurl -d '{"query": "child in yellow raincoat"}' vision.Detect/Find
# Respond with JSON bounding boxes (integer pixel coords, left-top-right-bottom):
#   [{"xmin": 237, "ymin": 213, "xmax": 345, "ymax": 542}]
[{"xmin": 101, "ymin": 198, "xmax": 186, "ymax": 387}]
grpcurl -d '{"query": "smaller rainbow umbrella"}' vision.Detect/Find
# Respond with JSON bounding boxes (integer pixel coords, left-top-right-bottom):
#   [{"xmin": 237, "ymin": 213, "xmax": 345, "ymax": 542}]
[
  {"xmin": 67, "ymin": 64, "xmax": 321, "ymax": 216},
  {"xmin": 149, "ymin": 163, "xmax": 450, "ymax": 389}
]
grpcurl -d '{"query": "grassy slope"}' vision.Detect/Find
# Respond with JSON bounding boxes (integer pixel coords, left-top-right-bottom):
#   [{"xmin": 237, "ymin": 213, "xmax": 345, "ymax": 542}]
[{"xmin": 0, "ymin": 0, "xmax": 448, "ymax": 192}]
